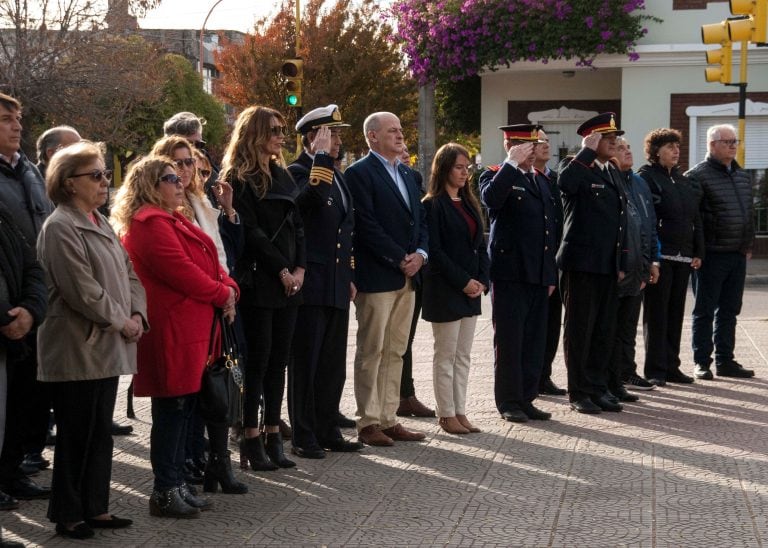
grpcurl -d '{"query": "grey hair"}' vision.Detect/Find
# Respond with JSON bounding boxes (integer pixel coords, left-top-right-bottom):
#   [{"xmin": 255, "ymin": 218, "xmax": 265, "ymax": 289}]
[
  {"xmin": 363, "ymin": 112, "xmax": 395, "ymax": 147},
  {"xmin": 36, "ymin": 126, "xmax": 79, "ymax": 165},
  {"xmin": 707, "ymin": 123, "xmax": 736, "ymax": 143},
  {"xmin": 163, "ymin": 111, "xmax": 205, "ymax": 137}
]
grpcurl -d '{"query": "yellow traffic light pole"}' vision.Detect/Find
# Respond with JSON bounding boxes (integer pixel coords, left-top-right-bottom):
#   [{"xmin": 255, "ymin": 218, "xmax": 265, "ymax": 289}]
[{"xmin": 736, "ymin": 41, "xmax": 748, "ymax": 166}]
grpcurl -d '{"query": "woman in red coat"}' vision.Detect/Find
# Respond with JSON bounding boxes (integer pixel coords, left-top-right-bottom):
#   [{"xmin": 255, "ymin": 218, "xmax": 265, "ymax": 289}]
[{"xmin": 111, "ymin": 156, "xmax": 239, "ymax": 519}]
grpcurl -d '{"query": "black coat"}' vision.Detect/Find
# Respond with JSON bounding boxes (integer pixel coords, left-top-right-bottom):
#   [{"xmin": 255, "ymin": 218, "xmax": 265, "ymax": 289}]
[
  {"xmin": 345, "ymin": 152, "xmax": 428, "ymax": 293},
  {"xmin": 685, "ymin": 156, "xmax": 754, "ymax": 255},
  {"xmin": 421, "ymin": 193, "xmax": 489, "ymax": 323},
  {"xmin": 638, "ymin": 162, "xmax": 704, "ymax": 260},
  {"xmin": 556, "ymin": 148, "xmax": 628, "ymax": 275},
  {"xmin": 288, "ymin": 151, "xmax": 354, "ymax": 310},
  {"xmin": 479, "ymin": 163, "xmax": 558, "ymax": 285},
  {"xmin": 231, "ymin": 163, "xmax": 306, "ymax": 308},
  {"xmin": 0, "ymin": 153, "xmax": 53, "ymax": 244},
  {"xmin": 0, "ymin": 202, "xmax": 46, "ymax": 339}
]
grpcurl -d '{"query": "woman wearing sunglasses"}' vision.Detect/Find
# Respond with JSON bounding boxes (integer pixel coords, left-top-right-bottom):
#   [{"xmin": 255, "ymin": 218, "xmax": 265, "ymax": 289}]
[
  {"xmin": 110, "ymin": 156, "xmax": 240, "ymax": 518},
  {"xmin": 36, "ymin": 142, "xmax": 147, "ymax": 538},
  {"xmin": 221, "ymin": 106, "xmax": 305, "ymax": 471}
]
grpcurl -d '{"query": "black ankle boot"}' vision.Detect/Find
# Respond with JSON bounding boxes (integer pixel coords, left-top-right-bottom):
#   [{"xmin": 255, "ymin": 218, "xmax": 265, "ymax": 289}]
[
  {"xmin": 239, "ymin": 435, "xmax": 278, "ymax": 471},
  {"xmin": 204, "ymin": 451, "xmax": 248, "ymax": 494},
  {"xmin": 264, "ymin": 432, "xmax": 296, "ymax": 468}
]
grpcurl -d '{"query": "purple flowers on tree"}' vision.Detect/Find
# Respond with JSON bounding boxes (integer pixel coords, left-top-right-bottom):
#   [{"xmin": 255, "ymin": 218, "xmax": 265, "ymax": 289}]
[{"xmin": 389, "ymin": 0, "xmax": 659, "ymax": 83}]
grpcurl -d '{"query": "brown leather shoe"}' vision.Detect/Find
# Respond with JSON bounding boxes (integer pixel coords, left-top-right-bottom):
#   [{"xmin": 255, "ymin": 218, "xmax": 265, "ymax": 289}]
[
  {"xmin": 396, "ymin": 396, "xmax": 436, "ymax": 418},
  {"xmin": 438, "ymin": 416, "xmax": 469, "ymax": 434},
  {"xmin": 456, "ymin": 414, "xmax": 481, "ymax": 433},
  {"xmin": 381, "ymin": 423, "xmax": 426, "ymax": 441},
  {"xmin": 358, "ymin": 425, "xmax": 394, "ymax": 447}
]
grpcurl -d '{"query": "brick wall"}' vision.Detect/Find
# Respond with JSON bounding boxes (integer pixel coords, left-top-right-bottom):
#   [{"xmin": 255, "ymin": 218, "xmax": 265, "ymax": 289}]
[
  {"xmin": 672, "ymin": 0, "xmax": 727, "ymax": 9},
  {"xmin": 669, "ymin": 92, "xmax": 768, "ymax": 171}
]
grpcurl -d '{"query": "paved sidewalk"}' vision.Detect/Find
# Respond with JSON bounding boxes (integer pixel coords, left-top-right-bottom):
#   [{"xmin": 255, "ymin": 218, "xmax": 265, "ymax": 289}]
[{"xmin": 3, "ymin": 291, "xmax": 768, "ymax": 547}]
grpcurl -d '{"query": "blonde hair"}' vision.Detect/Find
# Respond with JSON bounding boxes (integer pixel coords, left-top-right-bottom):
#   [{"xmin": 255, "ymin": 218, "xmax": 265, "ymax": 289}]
[
  {"xmin": 151, "ymin": 135, "xmax": 204, "ymax": 220},
  {"xmin": 220, "ymin": 106, "xmax": 285, "ymax": 199},
  {"xmin": 110, "ymin": 156, "xmax": 176, "ymax": 237},
  {"xmin": 45, "ymin": 140, "xmax": 103, "ymax": 204}
]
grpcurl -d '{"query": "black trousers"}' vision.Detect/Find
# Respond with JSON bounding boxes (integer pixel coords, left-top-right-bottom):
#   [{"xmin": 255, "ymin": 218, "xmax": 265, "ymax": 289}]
[
  {"xmin": 399, "ymin": 287, "xmax": 422, "ymax": 398},
  {"xmin": 541, "ymin": 286, "xmax": 563, "ymax": 381},
  {"xmin": 609, "ymin": 292, "xmax": 643, "ymax": 390},
  {"xmin": 491, "ymin": 280, "xmax": 548, "ymax": 412},
  {"xmin": 151, "ymin": 394, "xmax": 195, "ymax": 491},
  {"xmin": 289, "ymin": 305, "xmax": 349, "ymax": 449},
  {"xmin": 241, "ymin": 305, "xmax": 298, "ymax": 427},
  {"xmin": 643, "ymin": 260, "xmax": 690, "ymax": 379},
  {"xmin": 0, "ymin": 343, "xmax": 45, "ymax": 481},
  {"xmin": 561, "ymin": 271, "xmax": 619, "ymax": 402},
  {"xmin": 47, "ymin": 376, "xmax": 118, "ymax": 524}
]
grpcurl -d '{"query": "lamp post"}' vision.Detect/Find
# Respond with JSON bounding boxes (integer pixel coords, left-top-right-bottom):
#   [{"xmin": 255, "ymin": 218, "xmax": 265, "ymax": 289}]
[{"xmin": 200, "ymin": 0, "xmax": 226, "ymax": 83}]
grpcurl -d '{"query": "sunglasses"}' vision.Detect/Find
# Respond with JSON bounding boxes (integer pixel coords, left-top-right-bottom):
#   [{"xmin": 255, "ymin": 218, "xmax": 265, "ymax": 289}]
[
  {"xmin": 270, "ymin": 126, "xmax": 286, "ymax": 136},
  {"xmin": 159, "ymin": 173, "xmax": 182, "ymax": 185},
  {"xmin": 71, "ymin": 169, "xmax": 113, "ymax": 182},
  {"xmin": 198, "ymin": 169, "xmax": 211, "ymax": 178},
  {"xmin": 193, "ymin": 140, "xmax": 207, "ymax": 150},
  {"xmin": 173, "ymin": 158, "xmax": 195, "ymax": 168}
]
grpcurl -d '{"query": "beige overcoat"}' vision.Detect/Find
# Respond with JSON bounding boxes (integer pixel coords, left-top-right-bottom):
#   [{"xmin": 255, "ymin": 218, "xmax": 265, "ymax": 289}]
[{"xmin": 36, "ymin": 204, "xmax": 147, "ymax": 382}]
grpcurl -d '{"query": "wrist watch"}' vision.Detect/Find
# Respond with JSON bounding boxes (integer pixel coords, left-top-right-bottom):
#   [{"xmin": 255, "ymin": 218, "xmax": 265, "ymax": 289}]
[{"xmin": 316, "ymin": 150, "xmax": 328, "ymax": 156}]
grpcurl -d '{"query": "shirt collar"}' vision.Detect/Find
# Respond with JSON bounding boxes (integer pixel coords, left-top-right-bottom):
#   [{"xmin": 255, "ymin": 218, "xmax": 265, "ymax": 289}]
[
  {"xmin": 0, "ymin": 151, "xmax": 20, "ymax": 168},
  {"xmin": 370, "ymin": 149, "xmax": 401, "ymax": 169}
]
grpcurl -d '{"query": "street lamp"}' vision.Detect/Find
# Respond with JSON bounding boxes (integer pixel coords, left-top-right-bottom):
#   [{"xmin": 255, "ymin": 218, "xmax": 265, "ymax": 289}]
[{"xmin": 199, "ymin": 0, "xmax": 226, "ymax": 82}]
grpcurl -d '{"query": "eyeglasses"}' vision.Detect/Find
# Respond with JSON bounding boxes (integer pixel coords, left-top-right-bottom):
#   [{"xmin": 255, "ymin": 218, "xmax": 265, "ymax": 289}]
[
  {"xmin": 159, "ymin": 173, "xmax": 182, "ymax": 185},
  {"xmin": 173, "ymin": 158, "xmax": 195, "ymax": 168},
  {"xmin": 270, "ymin": 126, "xmax": 286, "ymax": 136},
  {"xmin": 198, "ymin": 169, "xmax": 211, "ymax": 179},
  {"xmin": 71, "ymin": 169, "xmax": 112, "ymax": 182},
  {"xmin": 715, "ymin": 139, "xmax": 739, "ymax": 146}
]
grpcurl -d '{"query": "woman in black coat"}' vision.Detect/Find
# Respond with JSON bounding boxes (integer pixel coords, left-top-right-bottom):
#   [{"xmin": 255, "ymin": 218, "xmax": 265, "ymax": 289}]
[
  {"xmin": 638, "ymin": 128, "xmax": 704, "ymax": 386},
  {"xmin": 421, "ymin": 143, "xmax": 489, "ymax": 435},
  {"xmin": 222, "ymin": 106, "xmax": 306, "ymax": 471}
]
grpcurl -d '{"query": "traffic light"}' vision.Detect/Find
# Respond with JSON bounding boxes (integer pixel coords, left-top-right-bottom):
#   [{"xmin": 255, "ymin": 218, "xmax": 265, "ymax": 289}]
[
  {"xmin": 702, "ymin": 20, "xmax": 733, "ymax": 83},
  {"xmin": 728, "ymin": 0, "xmax": 767, "ymax": 43},
  {"xmin": 281, "ymin": 59, "xmax": 303, "ymax": 107}
]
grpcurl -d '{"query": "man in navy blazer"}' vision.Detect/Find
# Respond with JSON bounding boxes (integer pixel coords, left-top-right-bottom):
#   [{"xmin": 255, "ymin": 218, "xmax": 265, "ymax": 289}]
[
  {"xmin": 287, "ymin": 104, "xmax": 363, "ymax": 459},
  {"xmin": 345, "ymin": 112, "xmax": 428, "ymax": 447},
  {"xmin": 479, "ymin": 124, "xmax": 558, "ymax": 424}
]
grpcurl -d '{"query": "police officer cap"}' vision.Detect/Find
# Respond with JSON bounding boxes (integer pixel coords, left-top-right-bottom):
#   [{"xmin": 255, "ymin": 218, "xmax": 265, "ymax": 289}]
[
  {"xmin": 498, "ymin": 123, "xmax": 545, "ymax": 142},
  {"xmin": 295, "ymin": 104, "xmax": 350, "ymax": 134},
  {"xmin": 576, "ymin": 112, "xmax": 624, "ymax": 137}
]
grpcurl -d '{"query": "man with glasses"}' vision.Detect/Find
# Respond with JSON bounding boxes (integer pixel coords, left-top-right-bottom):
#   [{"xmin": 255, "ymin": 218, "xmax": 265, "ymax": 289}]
[
  {"xmin": 480, "ymin": 124, "xmax": 558, "ymax": 423},
  {"xmin": 685, "ymin": 124, "xmax": 755, "ymax": 379},
  {"xmin": 557, "ymin": 112, "xmax": 628, "ymax": 415},
  {"xmin": 0, "ymin": 92, "xmax": 54, "ymax": 507}
]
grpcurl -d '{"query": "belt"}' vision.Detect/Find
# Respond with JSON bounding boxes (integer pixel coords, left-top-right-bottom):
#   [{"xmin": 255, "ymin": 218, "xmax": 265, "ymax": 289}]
[{"xmin": 660, "ymin": 254, "xmax": 693, "ymax": 264}]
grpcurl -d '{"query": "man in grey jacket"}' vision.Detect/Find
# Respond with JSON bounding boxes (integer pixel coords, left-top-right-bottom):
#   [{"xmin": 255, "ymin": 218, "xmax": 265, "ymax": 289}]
[{"xmin": 686, "ymin": 123, "xmax": 754, "ymax": 379}]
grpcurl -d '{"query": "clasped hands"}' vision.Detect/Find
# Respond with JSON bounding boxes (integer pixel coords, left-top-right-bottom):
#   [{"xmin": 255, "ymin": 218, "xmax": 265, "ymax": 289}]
[
  {"xmin": 399, "ymin": 253, "xmax": 424, "ymax": 278},
  {"xmin": 462, "ymin": 279, "xmax": 485, "ymax": 298},
  {"xmin": 121, "ymin": 313, "xmax": 145, "ymax": 343}
]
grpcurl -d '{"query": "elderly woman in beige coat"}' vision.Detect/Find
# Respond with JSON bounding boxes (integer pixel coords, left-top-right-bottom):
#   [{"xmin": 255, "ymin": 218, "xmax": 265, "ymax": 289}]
[{"xmin": 36, "ymin": 141, "xmax": 147, "ymax": 540}]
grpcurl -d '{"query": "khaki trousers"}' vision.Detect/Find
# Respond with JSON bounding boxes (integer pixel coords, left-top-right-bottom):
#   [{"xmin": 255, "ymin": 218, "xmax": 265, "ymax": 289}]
[
  {"xmin": 353, "ymin": 280, "xmax": 415, "ymax": 431},
  {"xmin": 431, "ymin": 316, "xmax": 477, "ymax": 417}
]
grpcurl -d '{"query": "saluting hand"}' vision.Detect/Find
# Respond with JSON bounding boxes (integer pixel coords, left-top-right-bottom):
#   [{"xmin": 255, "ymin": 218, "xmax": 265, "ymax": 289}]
[
  {"xmin": 507, "ymin": 143, "xmax": 534, "ymax": 164},
  {"xmin": 311, "ymin": 126, "xmax": 332, "ymax": 154},
  {"xmin": 582, "ymin": 132, "xmax": 602, "ymax": 151}
]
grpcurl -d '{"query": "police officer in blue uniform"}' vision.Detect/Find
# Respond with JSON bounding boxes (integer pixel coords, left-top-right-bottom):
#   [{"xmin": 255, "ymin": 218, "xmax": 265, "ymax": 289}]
[
  {"xmin": 557, "ymin": 113, "xmax": 629, "ymax": 414},
  {"xmin": 287, "ymin": 105, "xmax": 363, "ymax": 457},
  {"xmin": 479, "ymin": 124, "xmax": 558, "ymax": 423}
]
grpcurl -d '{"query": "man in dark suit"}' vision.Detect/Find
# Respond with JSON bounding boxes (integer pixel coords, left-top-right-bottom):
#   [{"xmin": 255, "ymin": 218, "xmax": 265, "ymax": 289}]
[
  {"xmin": 557, "ymin": 112, "xmax": 628, "ymax": 414},
  {"xmin": 479, "ymin": 124, "xmax": 558, "ymax": 423},
  {"xmin": 533, "ymin": 129, "xmax": 567, "ymax": 397},
  {"xmin": 345, "ymin": 112, "xmax": 429, "ymax": 447},
  {"xmin": 287, "ymin": 104, "xmax": 363, "ymax": 458}
]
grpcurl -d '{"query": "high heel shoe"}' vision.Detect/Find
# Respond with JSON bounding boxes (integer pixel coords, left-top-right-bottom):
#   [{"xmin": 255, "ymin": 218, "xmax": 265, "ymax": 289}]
[
  {"xmin": 456, "ymin": 414, "xmax": 481, "ymax": 433},
  {"xmin": 439, "ymin": 416, "xmax": 470, "ymax": 434},
  {"xmin": 204, "ymin": 451, "xmax": 248, "ymax": 494},
  {"xmin": 264, "ymin": 432, "xmax": 296, "ymax": 468},
  {"xmin": 239, "ymin": 435, "xmax": 278, "ymax": 471}
]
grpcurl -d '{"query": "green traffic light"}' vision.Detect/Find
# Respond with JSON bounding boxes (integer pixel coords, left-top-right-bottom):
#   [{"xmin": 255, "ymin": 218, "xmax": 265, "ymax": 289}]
[{"xmin": 286, "ymin": 94, "xmax": 299, "ymax": 106}]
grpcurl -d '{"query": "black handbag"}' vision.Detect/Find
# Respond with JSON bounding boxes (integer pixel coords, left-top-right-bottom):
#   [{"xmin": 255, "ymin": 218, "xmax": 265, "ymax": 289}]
[{"xmin": 198, "ymin": 312, "xmax": 244, "ymax": 425}]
